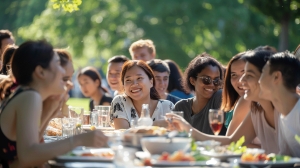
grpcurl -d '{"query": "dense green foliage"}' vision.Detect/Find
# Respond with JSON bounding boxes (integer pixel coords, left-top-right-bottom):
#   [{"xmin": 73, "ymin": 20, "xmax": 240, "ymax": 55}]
[{"xmin": 1, "ymin": 0, "xmax": 299, "ymax": 70}]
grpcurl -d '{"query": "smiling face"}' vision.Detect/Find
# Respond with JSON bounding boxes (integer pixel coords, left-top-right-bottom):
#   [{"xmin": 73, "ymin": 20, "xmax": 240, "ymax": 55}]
[
  {"xmin": 239, "ymin": 62, "xmax": 261, "ymax": 101},
  {"xmin": 123, "ymin": 65, "xmax": 153, "ymax": 101},
  {"xmin": 153, "ymin": 71, "xmax": 169, "ymax": 97},
  {"xmin": 258, "ymin": 62, "xmax": 274, "ymax": 101},
  {"xmin": 78, "ymin": 74, "xmax": 100, "ymax": 97},
  {"xmin": 131, "ymin": 47, "xmax": 154, "ymax": 62},
  {"xmin": 190, "ymin": 65, "xmax": 221, "ymax": 99},
  {"xmin": 230, "ymin": 59, "xmax": 245, "ymax": 96},
  {"xmin": 44, "ymin": 52, "xmax": 66, "ymax": 95},
  {"xmin": 107, "ymin": 62, "xmax": 123, "ymax": 91}
]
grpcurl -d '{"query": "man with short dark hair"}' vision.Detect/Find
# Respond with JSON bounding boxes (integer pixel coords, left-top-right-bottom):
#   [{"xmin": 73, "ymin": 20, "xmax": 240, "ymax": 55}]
[
  {"xmin": 259, "ymin": 51, "xmax": 300, "ymax": 157},
  {"xmin": 147, "ymin": 59, "xmax": 181, "ymax": 104},
  {"xmin": 107, "ymin": 55, "xmax": 130, "ymax": 96},
  {"xmin": 0, "ymin": 30, "xmax": 15, "ymax": 56}
]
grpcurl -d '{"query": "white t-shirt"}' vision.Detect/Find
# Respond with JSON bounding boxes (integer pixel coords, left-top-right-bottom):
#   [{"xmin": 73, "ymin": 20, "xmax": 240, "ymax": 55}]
[
  {"xmin": 110, "ymin": 95, "xmax": 174, "ymax": 126},
  {"xmin": 278, "ymin": 99, "xmax": 300, "ymax": 157}
]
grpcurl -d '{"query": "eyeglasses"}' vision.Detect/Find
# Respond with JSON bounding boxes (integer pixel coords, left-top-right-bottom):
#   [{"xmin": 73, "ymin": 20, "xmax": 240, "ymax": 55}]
[{"xmin": 197, "ymin": 76, "xmax": 222, "ymax": 86}]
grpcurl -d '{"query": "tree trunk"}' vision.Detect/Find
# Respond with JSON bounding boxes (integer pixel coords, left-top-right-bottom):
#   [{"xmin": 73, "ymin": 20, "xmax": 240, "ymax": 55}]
[{"xmin": 278, "ymin": 17, "xmax": 289, "ymax": 51}]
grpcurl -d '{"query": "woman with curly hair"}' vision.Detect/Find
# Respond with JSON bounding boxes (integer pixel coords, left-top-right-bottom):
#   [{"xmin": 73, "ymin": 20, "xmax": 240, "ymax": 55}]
[{"xmin": 173, "ymin": 53, "xmax": 226, "ymax": 135}]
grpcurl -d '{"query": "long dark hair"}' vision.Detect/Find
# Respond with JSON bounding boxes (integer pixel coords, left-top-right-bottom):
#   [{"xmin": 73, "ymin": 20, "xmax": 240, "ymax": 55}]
[
  {"xmin": 77, "ymin": 66, "xmax": 108, "ymax": 93},
  {"xmin": 0, "ymin": 40, "xmax": 54, "ymax": 100},
  {"xmin": 164, "ymin": 59, "xmax": 189, "ymax": 94},
  {"xmin": 221, "ymin": 52, "xmax": 245, "ymax": 112},
  {"xmin": 242, "ymin": 50, "xmax": 273, "ymax": 112},
  {"xmin": 121, "ymin": 60, "xmax": 160, "ymax": 100}
]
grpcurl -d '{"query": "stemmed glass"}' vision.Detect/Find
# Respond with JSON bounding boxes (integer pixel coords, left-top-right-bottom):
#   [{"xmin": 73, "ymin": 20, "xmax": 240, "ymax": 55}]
[{"xmin": 208, "ymin": 109, "xmax": 224, "ymax": 135}]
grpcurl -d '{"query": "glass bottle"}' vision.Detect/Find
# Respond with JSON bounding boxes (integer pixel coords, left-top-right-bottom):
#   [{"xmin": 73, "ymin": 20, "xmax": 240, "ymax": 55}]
[{"xmin": 137, "ymin": 104, "xmax": 153, "ymax": 126}]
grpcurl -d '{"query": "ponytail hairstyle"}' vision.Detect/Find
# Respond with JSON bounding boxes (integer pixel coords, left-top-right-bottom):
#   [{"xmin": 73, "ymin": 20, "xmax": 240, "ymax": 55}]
[
  {"xmin": 77, "ymin": 66, "xmax": 109, "ymax": 93},
  {"xmin": 0, "ymin": 40, "xmax": 54, "ymax": 100}
]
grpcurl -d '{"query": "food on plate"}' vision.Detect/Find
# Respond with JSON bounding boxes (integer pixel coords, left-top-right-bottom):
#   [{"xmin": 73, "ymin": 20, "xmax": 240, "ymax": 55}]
[
  {"xmin": 227, "ymin": 136, "xmax": 247, "ymax": 154},
  {"xmin": 241, "ymin": 152, "xmax": 291, "ymax": 162},
  {"xmin": 80, "ymin": 151, "xmax": 114, "ymax": 158},
  {"xmin": 143, "ymin": 150, "xmax": 209, "ymax": 166},
  {"xmin": 46, "ymin": 126, "xmax": 62, "ymax": 136},
  {"xmin": 127, "ymin": 126, "xmax": 167, "ymax": 135}
]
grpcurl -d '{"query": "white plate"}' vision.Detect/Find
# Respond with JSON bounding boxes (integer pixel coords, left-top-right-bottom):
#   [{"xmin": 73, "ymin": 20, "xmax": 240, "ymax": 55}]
[
  {"xmin": 151, "ymin": 158, "xmax": 220, "ymax": 167},
  {"xmin": 56, "ymin": 148, "xmax": 114, "ymax": 163},
  {"xmin": 201, "ymin": 150, "xmax": 241, "ymax": 160},
  {"xmin": 236, "ymin": 158, "xmax": 300, "ymax": 168}
]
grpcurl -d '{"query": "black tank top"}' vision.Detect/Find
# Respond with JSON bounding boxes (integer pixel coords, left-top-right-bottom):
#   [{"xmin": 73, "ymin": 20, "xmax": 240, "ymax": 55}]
[{"xmin": 0, "ymin": 87, "xmax": 35, "ymax": 167}]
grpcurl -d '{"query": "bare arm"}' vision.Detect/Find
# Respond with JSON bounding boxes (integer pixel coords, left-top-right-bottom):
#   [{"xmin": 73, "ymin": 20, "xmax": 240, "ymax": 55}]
[
  {"xmin": 16, "ymin": 92, "xmax": 108, "ymax": 167},
  {"xmin": 226, "ymin": 97, "xmax": 251, "ymax": 136},
  {"xmin": 114, "ymin": 118, "xmax": 130, "ymax": 129},
  {"xmin": 168, "ymin": 112, "xmax": 257, "ymax": 146}
]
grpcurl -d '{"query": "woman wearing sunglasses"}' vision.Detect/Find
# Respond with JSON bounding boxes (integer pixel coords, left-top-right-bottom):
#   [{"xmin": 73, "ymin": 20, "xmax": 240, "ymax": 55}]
[
  {"xmin": 168, "ymin": 50, "xmax": 280, "ymax": 154},
  {"xmin": 173, "ymin": 53, "xmax": 226, "ymax": 135}
]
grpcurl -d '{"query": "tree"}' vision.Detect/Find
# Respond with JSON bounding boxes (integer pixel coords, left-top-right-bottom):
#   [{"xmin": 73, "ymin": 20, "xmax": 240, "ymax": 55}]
[{"xmin": 245, "ymin": 0, "xmax": 300, "ymax": 51}]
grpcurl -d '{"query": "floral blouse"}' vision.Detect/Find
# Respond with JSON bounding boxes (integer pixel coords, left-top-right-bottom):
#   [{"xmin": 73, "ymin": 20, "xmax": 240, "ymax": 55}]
[{"xmin": 110, "ymin": 95, "xmax": 174, "ymax": 126}]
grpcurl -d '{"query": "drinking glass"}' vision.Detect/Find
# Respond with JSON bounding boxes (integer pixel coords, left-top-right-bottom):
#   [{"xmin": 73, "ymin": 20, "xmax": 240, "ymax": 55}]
[
  {"xmin": 171, "ymin": 111, "xmax": 184, "ymax": 117},
  {"xmin": 83, "ymin": 111, "xmax": 90, "ymax": 125},
  {"xmin": 208, "ymin": 109, "xmax": 224, "ymax": 135},
  {"xmin": 90, "ymin": 110, "xmax": 98, "ymax": 127},
  {"xmin": 114, "ymin": 147, "xmax": 137, "ymax": 168},
  {"xmin": 96, "ymin": 106, "xmax": 111, "ymax": 127},
  {"xmin": 62, "ymin": 118, "xmax": 75, "ymax": 138}
]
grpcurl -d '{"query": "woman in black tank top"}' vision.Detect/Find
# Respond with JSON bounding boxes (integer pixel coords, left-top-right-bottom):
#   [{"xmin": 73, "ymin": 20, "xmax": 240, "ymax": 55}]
[{"xmin": 0, "ymin": 41, "xmax": 108, "ymax": 167}]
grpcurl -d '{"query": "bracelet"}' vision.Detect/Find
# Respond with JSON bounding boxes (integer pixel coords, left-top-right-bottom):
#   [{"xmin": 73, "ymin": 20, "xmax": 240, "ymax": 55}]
[{"xmin": 69, "ymin": 136, "xmax": 74, "ymax": 149}]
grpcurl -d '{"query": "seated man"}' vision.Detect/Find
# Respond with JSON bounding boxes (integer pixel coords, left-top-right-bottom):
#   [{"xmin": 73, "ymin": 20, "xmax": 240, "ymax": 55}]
[
  {"xmin": 259, "ymin": 51, "xmax": 300, "ymax": 157},
  {"xmin": 129, "ymin": 39, "xmax": 156, "ymax": 62},
  {"xmin": 106, "ymin": 55, "xmax": 129, "ymax": 96},
  {"xmin": 147, "ymin": 59, "xmax": 181, "ymax": 104}
]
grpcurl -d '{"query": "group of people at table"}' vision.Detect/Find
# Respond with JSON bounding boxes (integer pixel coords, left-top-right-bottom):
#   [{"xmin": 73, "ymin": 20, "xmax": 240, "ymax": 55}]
[{"xmin": 0, "ymin": 29, "xmax": 299, "ymax": 167}]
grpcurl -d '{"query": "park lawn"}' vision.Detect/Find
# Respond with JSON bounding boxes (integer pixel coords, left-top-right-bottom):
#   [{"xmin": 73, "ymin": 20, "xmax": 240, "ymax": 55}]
[{"xmin": 67, "ymin": 98, "xmax": 90, "ymax": 111}]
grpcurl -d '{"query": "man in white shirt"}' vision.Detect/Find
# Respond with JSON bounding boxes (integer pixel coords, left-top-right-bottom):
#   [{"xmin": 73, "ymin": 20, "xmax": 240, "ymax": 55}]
[{"xmin": 259, "ymin": 51, "xmax": 300, "ymax": 157}]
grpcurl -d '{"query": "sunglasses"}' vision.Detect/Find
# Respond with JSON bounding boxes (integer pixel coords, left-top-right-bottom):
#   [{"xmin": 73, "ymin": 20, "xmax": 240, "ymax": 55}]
[{"xmin": 197, "ymin": 76, "xmax": 222, "ymax": 86}]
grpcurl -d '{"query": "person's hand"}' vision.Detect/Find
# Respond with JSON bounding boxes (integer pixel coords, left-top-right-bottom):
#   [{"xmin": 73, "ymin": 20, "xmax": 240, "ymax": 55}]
[
  {"xmin": 165, "ymin": 113, "xmax": 192, "ymax": 132},
  {"xmin": 153, "ymin": 119, "xmax": 169, "ymax": 128},
  {"xmin": 78, "ymin": 130, "xmax": 108, "ymax": 147}
]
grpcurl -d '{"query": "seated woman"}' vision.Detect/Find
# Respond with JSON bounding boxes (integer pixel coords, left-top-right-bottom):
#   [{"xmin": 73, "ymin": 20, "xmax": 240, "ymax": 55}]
[
  {"xmin": 0, "ymin": 41, "xmax": 107, "ymax": 167},
  {"xmin": 173, "ymin": 53, "xmax": 226, "ymax": 135},
  {"xmin": 165, "ymin": 59, "xmax": 194, "ymax": 99},
  {"xmin": 77, "ymin": 66, "xmax": 113, "ymax": 111},
  {"xmin": 168, "ymin": 50, "xmax": 279, "ymax": 154},
  {"xmin": 259, "ymin": 52, "xmax": 300, "ymax": 157},
  {"xmin": 110, "ymin": 60, "xmax": 174, "ymax": 129},
  {"xmin": 221, "ymin": 52, "xmax": 251, "ymax": 135}
]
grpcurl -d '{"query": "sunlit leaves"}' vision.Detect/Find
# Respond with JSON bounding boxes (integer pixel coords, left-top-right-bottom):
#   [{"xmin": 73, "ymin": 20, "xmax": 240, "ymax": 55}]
[{"xmin": 50, "ymin": 0, "xmax": 82, "ymax": 13}]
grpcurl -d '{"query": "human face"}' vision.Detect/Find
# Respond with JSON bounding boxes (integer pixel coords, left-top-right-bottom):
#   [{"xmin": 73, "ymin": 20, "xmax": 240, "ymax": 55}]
[
  {"xmin": 0, "ymin": 38, "xmax": 14, "ymax": 55},
  {"xmin": 153, "ymin": 71, "xmax": 169, "ymax": 97},
  {"xmin": 78, "ymin": 75, "xmax": 100, "ymax": 97},
  {"xmin": 123, "ymin": 65, "xmax": 153, "ymax": 101},
  {"xmin": 131, "ymin": 47, "xmax": 154, "ymax": 61},
  {"xmin": 62, "ymin": 61, "xmax": 74, "ymax": 92},
  {"xmin": 45, "ymin": 52, "xmax": 66, "ymax": 95},
  {"xmin": 258, "ymin": 62, "xmax": 274, "ymax": 101},
  {"xmin": 230, "ymin": 59, "xmax": 245, "ymax": 96},
  {"xmin": 190, "ymin": 65, "xmax": 221, "ymax": 99},
  {"xmin": 107, "ymin": 62, "xmax": 123, "ymax": 91},
  {"xmin": 239, "ymin": 62, "xmax": 261, "ymax": 101}
]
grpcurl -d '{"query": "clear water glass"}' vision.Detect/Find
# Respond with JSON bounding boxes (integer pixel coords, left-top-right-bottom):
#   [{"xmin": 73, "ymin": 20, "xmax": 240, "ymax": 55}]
[
  {"xmin": 114, "ymin": 147, "xmax": 137, "ymax": 168},
  {"xmin": 90, "ymin": 110, "xmax": 98, "ymax": 127}
]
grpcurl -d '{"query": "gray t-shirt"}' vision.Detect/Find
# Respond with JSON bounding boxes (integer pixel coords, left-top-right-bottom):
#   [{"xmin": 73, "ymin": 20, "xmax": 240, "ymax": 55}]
[{"xmin": 174, "ymin": 90, "xmax": 225, "ymax": 135}]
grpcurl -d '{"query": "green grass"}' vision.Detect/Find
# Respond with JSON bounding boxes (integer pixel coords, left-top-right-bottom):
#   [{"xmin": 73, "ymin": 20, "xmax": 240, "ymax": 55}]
[{"xmin": 67, "ymin": 98, "xmax": 90, "ymax": 111}]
